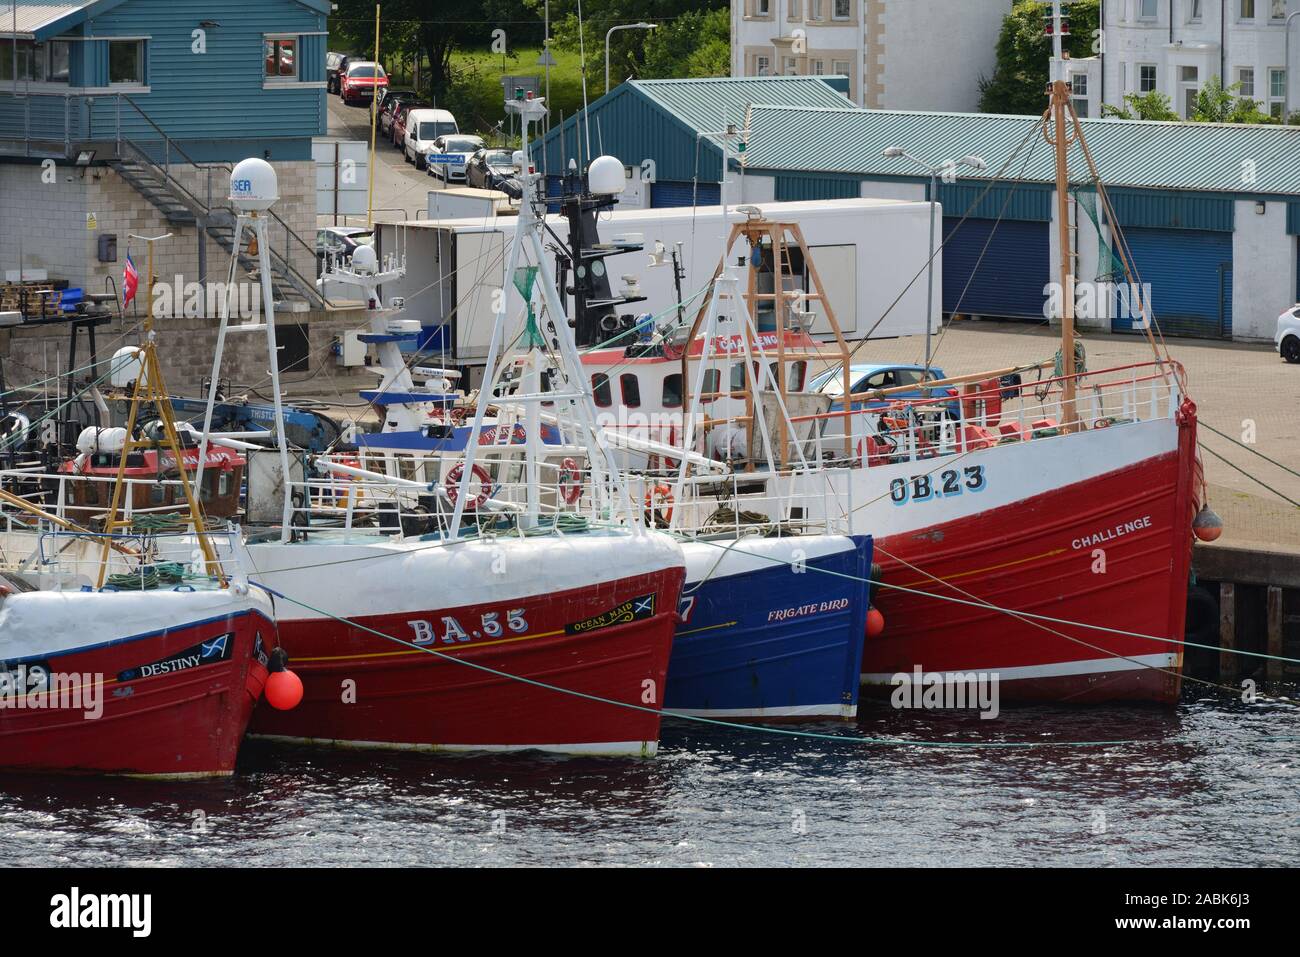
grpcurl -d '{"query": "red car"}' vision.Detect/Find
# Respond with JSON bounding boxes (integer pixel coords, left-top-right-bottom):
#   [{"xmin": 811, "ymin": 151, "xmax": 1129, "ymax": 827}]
[
  {"xmin": 390, "ymin": 100, "xmax": 430, "ymax": 148},
  {"xmin": 340, "ymin": 61, "xmax": 388, "ymax": 107}
]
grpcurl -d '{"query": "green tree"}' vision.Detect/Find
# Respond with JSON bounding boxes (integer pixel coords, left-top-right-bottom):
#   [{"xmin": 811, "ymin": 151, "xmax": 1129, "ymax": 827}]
[
  {"xmin": 978, "ymin": 0, "xmax": 1101, "ymax": 115},
  {"xmin": 331, "ymin": 0, "xmax": 542, "ymax": 105},
  {"xmin": 537, "ymin": 0, "xmax": 727, "ymax": 93},
  {"xmin": 640, "ymin": 8, "xmax": 730, "ymax": 80},
  {"xmin": 1101, "ymin": 90, "xmax": 1178, "ymax": 121}
]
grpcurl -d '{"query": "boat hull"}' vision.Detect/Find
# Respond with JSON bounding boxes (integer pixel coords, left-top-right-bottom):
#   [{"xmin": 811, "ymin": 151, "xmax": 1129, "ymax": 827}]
[
  {"xmin": 246, "ymin": 533, "xmax": 686, "ymax": 755},
  {"xmin": 667, "ymin": 536, "xmax": 872, "ymax": 720},
  {"xmin": 0, "ymin": 591, "xmax": 275, "ymax": 777},
  {"xmin": 854, "ymin": 408, "xmax": 1199, "ymax": 705}
]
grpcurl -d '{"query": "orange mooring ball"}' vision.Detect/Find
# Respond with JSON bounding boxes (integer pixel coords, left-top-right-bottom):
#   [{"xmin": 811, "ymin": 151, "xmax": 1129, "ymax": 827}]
[
  {"xmin": 265, "ymin": 669, "xmax": 304, "ymax": 710},
  {"xmin": 866, "ymin": 607, "xmax": 886, "ymax": 638},
  {"xmin": 1192, "ymin": 505, "xmax": 1224, "ymax": 543}
]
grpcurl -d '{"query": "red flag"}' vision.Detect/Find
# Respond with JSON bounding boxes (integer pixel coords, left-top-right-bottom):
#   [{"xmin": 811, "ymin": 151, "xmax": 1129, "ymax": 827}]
[{"xmin": 122, "ymin": 253, "xmax": 139, "ymax": 308}]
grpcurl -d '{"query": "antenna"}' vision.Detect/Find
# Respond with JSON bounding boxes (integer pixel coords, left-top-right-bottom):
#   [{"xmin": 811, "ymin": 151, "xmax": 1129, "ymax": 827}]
[{"xmin": 577, "ymin": 0, "xmax": 592, "ymax": 167}]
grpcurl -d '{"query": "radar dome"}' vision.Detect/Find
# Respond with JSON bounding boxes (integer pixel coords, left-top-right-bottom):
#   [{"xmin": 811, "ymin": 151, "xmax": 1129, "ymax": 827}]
[
  {"xmin": 229, "ymin": 158, "xmax": 279, "ymax": 211},
  {"xmin": 588, "ymin": 155, "xmax": 625, "ymax": 196},
  {"xmin": 109, "ymin": 346, "xmax": 143, "ymax": 388},
  {"xmin": 351, "ymin": 244, "xmax": 378, "ymax": 274}
]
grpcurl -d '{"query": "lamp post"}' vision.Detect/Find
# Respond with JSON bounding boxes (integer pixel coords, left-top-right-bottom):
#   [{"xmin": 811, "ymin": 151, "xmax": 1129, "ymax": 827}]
[
  {"xmin": 605, "ymin": 22, "xmax": 657, "ymax": 94},
  {"xmin": 882, "ymin": 148, "xmax": 987, "ymax": 374},
  {"xmin": 1286, "ymin": 10, "xmax": 1300, "ymax": 124}
]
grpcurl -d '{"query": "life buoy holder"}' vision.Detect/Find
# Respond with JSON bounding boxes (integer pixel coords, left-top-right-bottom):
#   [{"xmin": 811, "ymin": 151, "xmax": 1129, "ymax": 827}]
[
  {"xmin": 558, "ymin": 457, "xmax": 583, "ymax": 505},
  {"xmin": 445, "ymin": 462, "xmax": 492, "ymax": 510},
  {"xmin": 645, "ymin": 483, "xmax": 674, "ymax": 526}
]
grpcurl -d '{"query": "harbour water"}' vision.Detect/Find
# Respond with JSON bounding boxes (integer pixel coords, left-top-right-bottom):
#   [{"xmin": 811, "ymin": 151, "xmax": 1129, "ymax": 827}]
[{"xmin": 2, "ymin": 693, "xmax": 1296, "ymax": 867}]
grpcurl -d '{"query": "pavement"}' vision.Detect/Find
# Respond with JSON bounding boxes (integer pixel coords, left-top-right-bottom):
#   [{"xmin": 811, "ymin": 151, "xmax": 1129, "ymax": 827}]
[{"xmin": 321, "ymin": 91, "xmax": 443, "ymax": 226}]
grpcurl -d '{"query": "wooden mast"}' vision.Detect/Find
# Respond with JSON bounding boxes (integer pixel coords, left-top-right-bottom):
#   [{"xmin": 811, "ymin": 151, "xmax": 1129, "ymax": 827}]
[
  {"xmin": 1048, "ymin": 0, "xmax": 1079, "ymax": 431},
  {"xmin": 95, "ymin": 235, "xmax": 224, "ymax": 587}
]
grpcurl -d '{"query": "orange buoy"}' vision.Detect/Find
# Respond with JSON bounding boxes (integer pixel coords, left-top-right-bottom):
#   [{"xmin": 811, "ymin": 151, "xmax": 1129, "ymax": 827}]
[
  {"xmin": 1192, "ymin": 505, "xmax": 1223, "ymax": 542},
  {"xmin": 866, "ymin": 607, "xmax": 885, "ymax": 638},
  {"xmin": 265, "ymin": 669, "xmax": 304, "ymax": 710}
]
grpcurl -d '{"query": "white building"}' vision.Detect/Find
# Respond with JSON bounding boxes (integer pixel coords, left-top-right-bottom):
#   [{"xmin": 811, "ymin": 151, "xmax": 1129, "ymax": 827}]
[
  {"xmin": 1064, "ymin": 0, "xmax": 1300, "ymax": 120},
  {"xmin": 731, "ymin": 0, "xmax": 1013, "ymax": 111}
]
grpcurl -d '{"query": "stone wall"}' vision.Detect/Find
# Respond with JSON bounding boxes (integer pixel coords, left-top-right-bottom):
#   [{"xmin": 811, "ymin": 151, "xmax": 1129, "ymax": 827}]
[
  {"xmin": 1, "ymin": 306, "xmax": 369, "ymax": 402},
  {"xmin": 0, "ymin": 157, "xmax": 317, "ymax": 302}
]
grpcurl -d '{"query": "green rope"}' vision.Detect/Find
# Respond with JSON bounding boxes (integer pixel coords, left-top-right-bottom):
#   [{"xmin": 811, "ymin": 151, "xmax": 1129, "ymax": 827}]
[
  {"xmin": 1199, "ymin": 442, "xmax": 1300, "ymax": 509},
  {"xmin": 1200, "ymin": 421, "xmax": 1300, "ymax": 482}
]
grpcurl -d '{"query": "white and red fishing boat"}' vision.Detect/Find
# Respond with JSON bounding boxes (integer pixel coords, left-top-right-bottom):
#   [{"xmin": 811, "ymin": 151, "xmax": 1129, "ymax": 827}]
[
  {"xmin": 0, "ymin": 237, "xmax": 283, "ymax": 776},
  {"xmin": 198, "ymin": 99, "xmax": 687, "ymax": 757},
  {"xmin": 580, "ymin": 51, "xmax": 1205, "ymax": 705}
]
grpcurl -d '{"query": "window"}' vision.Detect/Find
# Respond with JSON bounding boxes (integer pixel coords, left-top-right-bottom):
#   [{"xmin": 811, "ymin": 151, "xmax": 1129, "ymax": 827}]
[
  {"xmin": 700, "ymin": 369, "xmax": 722, "ymax": 404},
  {"xmin": 1239, "ymin": 67, "xmax": 1255, "ymax": 97},
  {"xmin": 620, "ymin": 373, "xmax": 641, "ymax": 408},
  {"xmin": 1269, "ymin": 67, "xmax": 1286, "ymax": 117},
  {"xmin": 1240, "ymin": 0, "xmax": 1256, "ymax": 19},
  {"xmin": 790, "ymin": 361, "xmax": 807, "ymax": 391},
  {"xmin": 755, "ymin": 55, "xmax": 771, "ymax": 76},
  {"xmin": 833, "ymin": 0, "xmax": 851, "ymax": 19},
  {"xmin": 788, "ymin": 0, "xmax": 801, "ymax": 18},
  {"xmin": 1180, "ymin": 65, "xmax": 1199, "ymax": 117},
  {"xmin": 1139, "ymin": 64, "xmax": 1158, "ymax": 92},
  {"xmin": 0, "ymin": 40, "xmax": 71, "ymax": 83},
  {"xmin": 832, "ymin": 59, "xmax": 851, "ymax": 77},
  {"xmin": 591, "ymin": 373, "xmax": 612, "ymax": 407},
  {"xmin": 1139, "ymin": 0, "xmax": 1158, "ymax": 18},
  {"xmin": 1071, "ymin": 73, "xmax": 1090, "ymax": 117},
  {"xmin": 757, "ymin": 0, "xmax": 771, "ymax": 14},
  {"xmin": 265, "ymin": 37, "xmax": 297, "ymax": 80},
  {"xmin": 1189, "ymin": 0, "xmax": 1204, "ymax": 20},
  {"xmin": 662, "ymin": 374, "xmax": 683, "ymax": 409},
  {"xmin": 811, "ymin": 59, "xmax": 825, "ymax": 75},
  {"xmin": 783, "ymin": 56, "xmax": 797, "ymax": 76},
  {"xmin": 1271, "ymin": 0, "xmax": 1286, "ymax": 19},
  {"xmin": 109, "ymin": 40, "xmax": 144, "ymax": 86},
  {"xmin": 809, "ymin": 0, "xmax": 823, "ymax": 20}
]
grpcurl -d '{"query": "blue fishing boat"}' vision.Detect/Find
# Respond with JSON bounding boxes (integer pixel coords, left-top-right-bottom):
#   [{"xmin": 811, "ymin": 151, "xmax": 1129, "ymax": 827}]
[{"xmin": 668, "ymin": 535, "xmax": 873, "ymax": 721}]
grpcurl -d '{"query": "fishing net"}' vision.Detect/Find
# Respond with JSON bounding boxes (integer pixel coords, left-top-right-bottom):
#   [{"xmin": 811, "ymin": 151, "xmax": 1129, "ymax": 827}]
[{"xmin": 512, "ymin": 266, "xmax": 545, "ymax": 348}]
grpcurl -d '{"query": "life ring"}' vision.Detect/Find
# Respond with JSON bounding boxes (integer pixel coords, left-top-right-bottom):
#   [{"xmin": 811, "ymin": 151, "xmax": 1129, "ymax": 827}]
[
  {"xmin": 558, "ymin": 457, "xmax": 583, "ymax": 505},
  {"xmin": 445, "ymin": 462, "xmax": 492, "ymax": 510},
  {"xmin": 644, "ymin": 483, "xmax": 674, "ymax": 526}
]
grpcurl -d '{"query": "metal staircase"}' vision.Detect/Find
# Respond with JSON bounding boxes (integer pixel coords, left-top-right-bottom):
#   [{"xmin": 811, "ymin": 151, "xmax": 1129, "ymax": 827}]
[{"xmin": 107, "ymin": 100, "xmax": 325, "ymax": 312}]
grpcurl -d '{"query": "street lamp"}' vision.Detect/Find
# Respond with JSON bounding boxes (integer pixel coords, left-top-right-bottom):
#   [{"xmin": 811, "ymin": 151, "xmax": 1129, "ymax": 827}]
[
  {"xmin": 606, "ymin": 22, "xmax": 657, "ymax": 94},
  {"xmin": 1285, "ymin": 11, "xmax": 1300, "ymax": 124},
  {"xmin": 882, "ymin": 147, "xmax": 987, "ymax": 374}
]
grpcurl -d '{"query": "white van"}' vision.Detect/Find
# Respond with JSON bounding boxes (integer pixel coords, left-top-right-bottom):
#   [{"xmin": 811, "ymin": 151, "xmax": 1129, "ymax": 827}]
[{"xmin": 403, "ymin": 109, "xmax": 459, "ymax": 169}]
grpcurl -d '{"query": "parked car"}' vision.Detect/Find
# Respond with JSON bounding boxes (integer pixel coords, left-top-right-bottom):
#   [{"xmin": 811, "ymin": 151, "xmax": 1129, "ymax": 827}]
[
  {"xmin": 403, "ymin": 108, "xmax": 459, "ymax": 169},
  {"xmin": 1277, "ymin": 305, "xmax": 1300, "ymax": 363},
  {"xmin": 340, "ymin": 61, "xmax": 388, "ymax": 107},
  {"xmin": 376, "ymin": 90, "xmax": 417, "ymax": 135},
  {"xmin": 810, "ymin": 363, "xmax": 961, "ymax": 438},
  {"xmin": 316, "ymin": 227, "xmax": 374, "ymax": 269},
  {"xmin": 390, "ymin": 101, "xmax": 430, "ymax": 148},
  {"xmin": 465, "ymin": 148, "xmax": 523, "ymax": 198},
  {"xmin": 327, "ymin": 53, "xmax": 352, "ymax": 95},
  {"xmin": 426, "ymin": 134, "xmax": 485, "ymax": 182}
]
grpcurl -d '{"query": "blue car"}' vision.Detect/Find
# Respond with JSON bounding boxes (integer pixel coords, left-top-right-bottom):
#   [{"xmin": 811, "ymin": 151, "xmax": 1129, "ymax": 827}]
[{"xmin": 809, "ymin": 363, "xmax": 961, "ymax": 437}]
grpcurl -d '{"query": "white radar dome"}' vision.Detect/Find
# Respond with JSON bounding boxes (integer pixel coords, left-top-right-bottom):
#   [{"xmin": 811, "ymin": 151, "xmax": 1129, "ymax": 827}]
[
  {"xmin": 229, "ymin": 158, "xmax": 279, "ymax": 211},
  {"xmin": 351, "ymin": 244, "xmax": 378, "ymax": 274},
  {"xmin": 108, "ymin": 346, "xmax": 143, "ymax": 388},
  {"xmin": 587, "ymin": 155, "xmax": 625, "ymax": 196}
]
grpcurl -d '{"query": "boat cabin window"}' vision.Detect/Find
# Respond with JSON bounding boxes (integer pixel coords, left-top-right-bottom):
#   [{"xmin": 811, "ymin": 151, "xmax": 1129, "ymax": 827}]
[
  {"xmin": 790, "ymin": 361, "xmax": 807, "ymax": 391},
  {"xmin": 700, "ymin": 368, "xmax": 721, "ymax": 403},
  {"xmin": 730, "ymin": 363, "xmax": 747, "ymax": 392},
  {"xmin": 150, "ymin": 483, "xmax": 167, "ymax": 506},
  {"xmin": 662, "ymin": 373, "xmax": 683, "ymax": 408},
  {"xmin": 620, "ymin": 373, "xmax": 641, "ymax": 408},
  {"xmin": 591, "ymin": 373, "xmax": 612, "ymax": 407}
]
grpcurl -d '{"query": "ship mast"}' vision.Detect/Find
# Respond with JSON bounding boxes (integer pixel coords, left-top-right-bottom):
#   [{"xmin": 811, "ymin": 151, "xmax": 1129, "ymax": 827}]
[{"xmin": 1047, "ymin": 0, "xmax": 1078, "ymax": 431}]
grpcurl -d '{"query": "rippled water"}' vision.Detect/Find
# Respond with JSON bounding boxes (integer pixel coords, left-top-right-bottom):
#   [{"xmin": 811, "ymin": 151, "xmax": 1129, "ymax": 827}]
[{"xmin": 3, "ymin": 695, "xmax": 1297, "ymax": 867}]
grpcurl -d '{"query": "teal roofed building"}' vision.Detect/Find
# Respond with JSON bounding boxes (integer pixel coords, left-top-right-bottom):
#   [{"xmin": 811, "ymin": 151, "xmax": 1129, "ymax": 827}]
[{"xmin": 536, "ymin": 75, "xmax": 1300, "ymax": 341}]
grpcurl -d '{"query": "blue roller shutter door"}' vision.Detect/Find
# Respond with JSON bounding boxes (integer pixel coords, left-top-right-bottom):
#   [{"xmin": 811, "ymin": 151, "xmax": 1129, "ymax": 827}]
[
  {"xmin": 1112, "ymin": 228, "xmax": 1231, "ymax": 339},
  {"xmin": 942, "ymin": 218, "xmax": 1050, "ymax": 320},
  {"xmin": 651, "ymin": 181, "xmax": 721, "ymax": 208}
]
